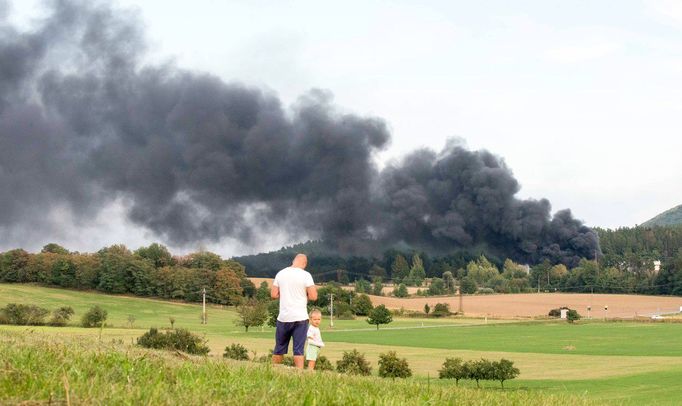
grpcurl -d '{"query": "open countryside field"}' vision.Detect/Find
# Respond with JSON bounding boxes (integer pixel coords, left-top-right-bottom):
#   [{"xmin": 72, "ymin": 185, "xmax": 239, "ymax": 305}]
[
  {"xmin": 249, "ymin": 278, "xmax": 682, "ymax": 318},
  {"xmin": 3, "ymin": 283, "xmax": 682, "ymax": 404},
  {"xmin": 372, "ymin": 292, "xmax": 682, "ymax": 318}
]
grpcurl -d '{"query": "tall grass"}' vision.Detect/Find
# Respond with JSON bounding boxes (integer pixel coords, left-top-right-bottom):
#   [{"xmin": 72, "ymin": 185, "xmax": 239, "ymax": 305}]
[{"xmin": 0, "ymin": 331, "xmax": 591, "ymax": 405}]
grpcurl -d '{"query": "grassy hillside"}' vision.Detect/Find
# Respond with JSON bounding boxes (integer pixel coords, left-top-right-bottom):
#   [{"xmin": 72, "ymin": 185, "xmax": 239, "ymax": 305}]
[
  {"xmin": 642, "ymin": 204, "xmax": 682, "ymax": 227},
  {"xmin": 0, "ymin": 330, "xmax": 591, "ymax": 406},
  {"xmin": 5, "ymin": 284, "xmax": 682, "ymax": 404}
]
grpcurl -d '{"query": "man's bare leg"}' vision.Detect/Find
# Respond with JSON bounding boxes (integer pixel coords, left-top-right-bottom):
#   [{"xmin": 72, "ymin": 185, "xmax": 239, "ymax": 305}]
[
  {"xmin": 293, "ymin": 355, "xmax": 305, "ymax": 369},
  {"xmin": 272, "ymin": 354, "xmax": 283, "ymax": 365},
  {"xmin": 307, "ymin": 360, "xmax": 316, "ymax": 370}
]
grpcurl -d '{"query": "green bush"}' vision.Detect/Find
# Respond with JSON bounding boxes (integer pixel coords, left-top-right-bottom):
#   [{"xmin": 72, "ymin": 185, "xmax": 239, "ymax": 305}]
[
  {"xmin": 491, "ymin": 359, "xmax": 520, "ymax": 388},
  {"xmin": 352, "ymin": 294, "xmax": 374, "ymax": 316},
  {"xmin": 223, "ymin": 343, "xmax": 249, "ymax": 360},
  {"xmin": 466, "ymin": 359, "xmax": 495, "ymax": 388},
  {"xmin": 48, "ymin": 306, "xmax": 75, "ymax": 326},
  {"xmin": 548, "ymin": 308, "xmax": 561, "ymax": 317},
  {"xmin": 427, "ymin": 278, "xmax": 446, "ymax": 295},
  {"xmin": 439, "ymin": 357, "xmax": 468, "ymax": 385},
  {"xmin": 336, "ymin": 349, "xmax": 372, "ymax": 376},
  {"xmin": 393, "ymin": 283, "xmax": 409, "ymax": 298},
  {"xmin": 477, "ymin": 287, "xmax": 495, "ymax": 294},
  {"xmin": 0, "ymin": 303, "xmax": 50, "ymax": 325},
  {"xmin": 431, "ymin": 303, "xmax": 451, "ymax": 318},
  {"xmin": 314, "ymin": 355, "xmax": 334, "ymax": 371},
  {"xmin": 337, "ymin": 310, "xmax": 356, "ymax": 320},
  {"xmin": 81, "ymin": 305, "xmax": 107, "ymax": 328},
  {"xmin": 378, "ymin": 351, "xmax": 412, "ymax": 379},
  {"xmin": 567, "ymin": 309, "xmax": 581, "ymax": 323},
  {"xmin": 367, "ymin": 304, "xmax": 393, "ymax": 329},
  {"xmin": 281, "ymin": 356, "xmax": 295, "ymax": 367},
  {"xmin": 460, "ymin": 277, "xmax": 478, "ymax": 294},
  {"xmin": 137, "ymin": 328, "xmax": 210, "ymax": 355}
]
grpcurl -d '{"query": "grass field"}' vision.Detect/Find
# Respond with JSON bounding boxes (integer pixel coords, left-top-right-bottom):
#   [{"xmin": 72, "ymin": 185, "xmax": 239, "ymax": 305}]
[
  {"xmin": 3, "ymin": 283, "xmax": 682, "ymax": 404},
  {"xmin": 0, "ymin": 331, "xmax": 591, "ymax": 406}
]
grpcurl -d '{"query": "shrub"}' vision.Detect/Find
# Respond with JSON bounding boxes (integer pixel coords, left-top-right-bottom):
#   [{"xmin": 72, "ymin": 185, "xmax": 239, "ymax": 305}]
[
  {"xmin": 431, "ymin": 303, "xmax": 451, "ymax": 318},
  {"xmin": 0, "ymin": 303, "xmax": 50, "ymax": 325},
  {"xmin": 427, "ymin": 277, "xmax": 446, "ymax": 295},
  {"xmin": 49, "ymin": 306, "xmax": 74, "ymax": 326},
  {"xmin": 234, "ymin": 299, "xmax": 268, "ymax": 332},
  {"xmin": 81, "ymin": 305, "xmax": 107, "ymax": 328},
  {"xmin": 393, "ymin": 283, "xmax": 408, "ymax": 298},
  {"xmin": 314, "ymin": 355, "xmax": 334, "ymax": 371},
  {"xmin": 223, "ymin": 343, "xmax": 249, "ymax": 360},
  {"xmin": 354, "ymin": 278, "xmax": 371, "ymax": 294},
  {"xmin": 378, "ymin": 351, "xmax": 412, "ymax": 379},
  {"xmin": 491, "ymin": 359, "xmax": 520, "ymax": 388},
  {"xmin": 367, "ymin": 305, "xmax": 393, "ymax": 329},
  {"xmin": 467, "ymin": 359, "xmax": 495, "ymax": 388},
  {"xmin": 337, "ymin": 310, "xmax": 356, "ymax": 320},
  {"xmin": 267, "ymin": 300, "xmax": 279, "ymax": 327},
  {"xmin": 439, "ymin": 357, "xmax": 468, "ymax": 385},
  {"xmin": 548, "ymin": 308, "xmax": 561, "ymax": 317},
  {"xmin": 281, "ymin": 356, "xmax": 295, "ymax": 367},
  {"xmin": 333, "ymin": 301, "xmax": 354, "ymax": 319},
  {"xmin": 476, "ymin": 287, "xmax": 495, "ymax": 295},
  {"xmin": 567, "ymin": 309, "xmax": 581, "ymax": 323},
  {"xmin": 352, "ymin": 294, "xmax": 374, "ymax": 316},
  {"xmin": 460, "ymin": 276, "xmax": 478, "ymax": 294},
  {"xmin": 137, "ymin": 328, "xmax": 210, "ymax": 355},
  {"xmin": 336, "ymin": 349, "xmax": 372, "ymax": 376}
]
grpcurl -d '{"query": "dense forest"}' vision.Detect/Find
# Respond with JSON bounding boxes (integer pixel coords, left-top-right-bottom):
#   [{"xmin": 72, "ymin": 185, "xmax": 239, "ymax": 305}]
[{"xmin": 2, "ymin": 225, "xmax": 682, "ymax": 299}]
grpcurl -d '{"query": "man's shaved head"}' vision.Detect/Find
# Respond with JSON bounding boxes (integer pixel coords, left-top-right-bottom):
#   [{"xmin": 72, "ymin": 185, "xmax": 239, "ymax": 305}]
[{"xmin": 292, "ymin": 253, "xmax": 308, "ymax": 269}]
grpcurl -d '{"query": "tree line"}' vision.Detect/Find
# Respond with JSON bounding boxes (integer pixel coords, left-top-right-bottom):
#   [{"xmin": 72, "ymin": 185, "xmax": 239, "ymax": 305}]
[
  {"xmin": 3, "ymin": 224, "xmax": 682, "ymax": 300},
  {"xmin": 0, "ymin": 243, "xmax": 252, "ymax": 305}
]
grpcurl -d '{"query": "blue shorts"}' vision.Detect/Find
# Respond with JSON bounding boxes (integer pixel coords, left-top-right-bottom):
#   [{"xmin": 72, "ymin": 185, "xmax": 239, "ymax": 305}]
[{"xmin": 274, "ymin": 320, "xmax": 309, "ymax": 356}]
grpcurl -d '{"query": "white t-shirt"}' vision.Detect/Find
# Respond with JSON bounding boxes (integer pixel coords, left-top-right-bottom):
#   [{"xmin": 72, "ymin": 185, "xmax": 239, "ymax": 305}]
[
  {"xmin": 307, "ymin": 325, "xmax": 324, "ymax": 347},
  {"xmin": 273, "ymin": 266, "xmax": 315, "ymax": 322}
]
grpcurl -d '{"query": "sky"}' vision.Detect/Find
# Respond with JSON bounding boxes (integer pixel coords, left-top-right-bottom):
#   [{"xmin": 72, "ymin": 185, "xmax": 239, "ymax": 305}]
[{"xmin": 4, "ymin": 0, "xmax": 682, "ymax": 256}]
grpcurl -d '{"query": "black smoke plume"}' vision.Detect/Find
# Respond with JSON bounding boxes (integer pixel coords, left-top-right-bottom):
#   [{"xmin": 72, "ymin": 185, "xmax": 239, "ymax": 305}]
[{"xmin": 0, "ymin": 0, "xmax": 598, "ymax": 266}]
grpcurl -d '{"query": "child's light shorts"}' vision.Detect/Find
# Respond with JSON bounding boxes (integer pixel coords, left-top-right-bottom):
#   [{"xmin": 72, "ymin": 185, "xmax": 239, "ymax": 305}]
[{"xmin": 305, "ymin": 344, "xmax": 321, "ymax": 361}]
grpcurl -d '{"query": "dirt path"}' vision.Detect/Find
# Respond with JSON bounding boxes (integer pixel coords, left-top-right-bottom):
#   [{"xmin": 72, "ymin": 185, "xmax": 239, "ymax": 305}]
[{"xmin": 370, "ymin": 292, "xmax": 682, "ymax": 318}]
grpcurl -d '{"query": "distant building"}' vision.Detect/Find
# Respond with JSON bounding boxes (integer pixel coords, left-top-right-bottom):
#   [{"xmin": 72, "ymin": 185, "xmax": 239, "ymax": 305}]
[{"xmin": 654, "ymin": 260, "xmax": 661, "ymax": 273}]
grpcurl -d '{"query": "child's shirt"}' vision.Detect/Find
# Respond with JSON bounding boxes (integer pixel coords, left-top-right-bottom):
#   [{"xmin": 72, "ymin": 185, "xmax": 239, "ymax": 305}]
[{"xmin": 307, "ymin": 325, "xmax": 325, "ymax": 347}]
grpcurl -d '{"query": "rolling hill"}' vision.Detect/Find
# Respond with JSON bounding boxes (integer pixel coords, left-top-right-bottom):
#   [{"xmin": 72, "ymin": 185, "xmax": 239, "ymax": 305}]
[{"xmin": 642, "ymin": 204, "xmax": 682, "ymax": 227}]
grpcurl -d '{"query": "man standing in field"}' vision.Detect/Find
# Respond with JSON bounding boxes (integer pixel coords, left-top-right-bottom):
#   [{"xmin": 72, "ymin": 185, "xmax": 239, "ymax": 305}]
[{"xmin": 271, "ymin": 253, "xmax": 318, "ymax": 369}]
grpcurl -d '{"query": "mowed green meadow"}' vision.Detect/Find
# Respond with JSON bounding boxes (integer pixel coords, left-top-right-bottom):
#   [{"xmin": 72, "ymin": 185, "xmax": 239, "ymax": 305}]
[{"xmin": 2, "ymin": 283, "xmax": 682, "ymax": 405}]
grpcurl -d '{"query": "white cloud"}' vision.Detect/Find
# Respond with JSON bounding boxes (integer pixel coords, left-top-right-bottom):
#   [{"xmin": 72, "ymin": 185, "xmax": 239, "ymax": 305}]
[
  {"xmin": 646, "ymin": 0, "xmax": 682, "ymax": 25},
  {"xmin": 545, "ymin": 40, "xmax": 622, "ymax": 64}
]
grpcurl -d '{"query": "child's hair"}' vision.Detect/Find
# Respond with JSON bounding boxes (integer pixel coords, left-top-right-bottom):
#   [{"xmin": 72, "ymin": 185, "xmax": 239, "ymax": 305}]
[{"xmin": 309, "ymin": 308, "xmax": 322, "ymax": 317}]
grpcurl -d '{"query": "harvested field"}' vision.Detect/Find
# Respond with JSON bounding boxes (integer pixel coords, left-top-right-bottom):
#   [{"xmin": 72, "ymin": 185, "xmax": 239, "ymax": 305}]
[{"xmin": 369, "ymin": 292, "xmax": 682, "ymax": 319}]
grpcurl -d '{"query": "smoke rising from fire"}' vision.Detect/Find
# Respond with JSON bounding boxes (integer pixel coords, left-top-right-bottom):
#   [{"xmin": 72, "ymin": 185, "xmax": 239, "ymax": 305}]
[{"xmin": 0, "ymin": 0, "xmax": 598, "ymax": 265}]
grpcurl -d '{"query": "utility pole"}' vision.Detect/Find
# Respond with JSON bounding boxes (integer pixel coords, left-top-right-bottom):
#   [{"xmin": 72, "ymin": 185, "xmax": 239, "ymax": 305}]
[
  {"xmin": 329, "ymin": 293, "xmax": 334, "ymax": 328},
  {"xmin": 538, "ymin": 275, "xmax": 540, "ymax": 293},
  {"xmin": 458, "ymin": 281, "xmax": 463, "ymax": 315},
  {"xmin": 202, "ymin": 287, "xmax": 207, "ymax": 325}
]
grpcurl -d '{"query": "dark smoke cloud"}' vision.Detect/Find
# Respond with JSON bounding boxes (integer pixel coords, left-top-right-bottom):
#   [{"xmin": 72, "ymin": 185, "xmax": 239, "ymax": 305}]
[
  {"xmin": 376, "ymin": 141, "xmax": 598, "ymax": 265},
  {"xmin": 0, "ymin": 0, "xmax": 598, "ymax": 265}
]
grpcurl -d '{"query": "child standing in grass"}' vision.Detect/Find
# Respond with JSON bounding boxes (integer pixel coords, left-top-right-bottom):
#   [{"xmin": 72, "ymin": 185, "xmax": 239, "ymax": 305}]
[{"xmin": 306, "ymin": 309, "xmax": 325, "ymax": 369}]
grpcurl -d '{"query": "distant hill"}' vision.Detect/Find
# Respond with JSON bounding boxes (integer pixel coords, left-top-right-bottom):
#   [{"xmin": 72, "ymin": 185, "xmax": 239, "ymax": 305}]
[{"xmin": 642, "ymin": 204, "xmax": 682, "ymax": 227}]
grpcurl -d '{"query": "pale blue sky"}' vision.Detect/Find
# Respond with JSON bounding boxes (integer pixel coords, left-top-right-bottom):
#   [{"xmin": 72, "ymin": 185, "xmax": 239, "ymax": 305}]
[{"xmin": 7, "ymin": 0, "xmax": 682, "ymax": 254}]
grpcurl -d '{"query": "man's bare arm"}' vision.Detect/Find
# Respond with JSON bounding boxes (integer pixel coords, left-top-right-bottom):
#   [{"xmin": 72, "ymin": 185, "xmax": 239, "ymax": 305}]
[
  {"xmin": 271, "ymin": 285, "xmax": 280, "ymax": 299},
  {"xmin": 306, "ymin": 285, "xmax": 318, "ymax": 301}
]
